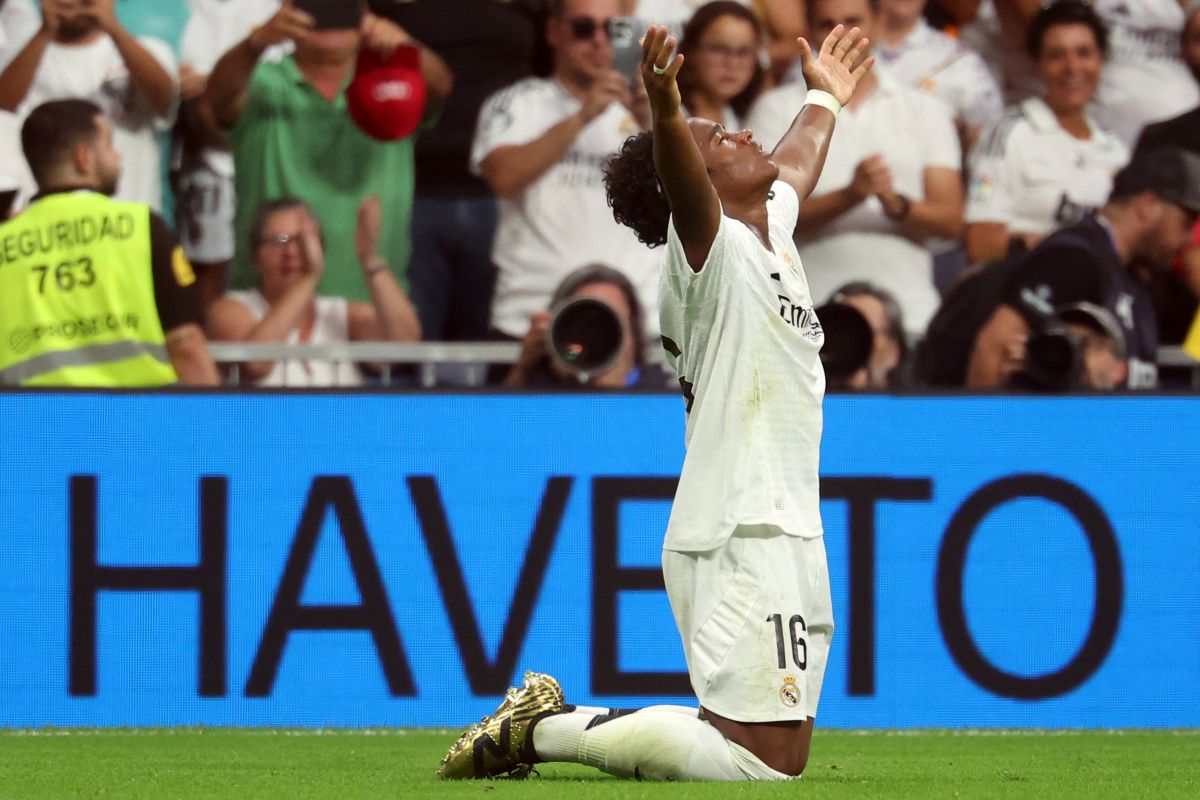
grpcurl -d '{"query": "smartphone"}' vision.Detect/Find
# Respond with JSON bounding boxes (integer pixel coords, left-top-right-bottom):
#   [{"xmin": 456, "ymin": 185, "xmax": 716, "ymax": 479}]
[
  {"xmin": 294, "ymin": 0, "xmax": 366, "ymax": 31},
  {"xmin": 610, "ymin": 16, "xmax": 648, "ymax": 84}
]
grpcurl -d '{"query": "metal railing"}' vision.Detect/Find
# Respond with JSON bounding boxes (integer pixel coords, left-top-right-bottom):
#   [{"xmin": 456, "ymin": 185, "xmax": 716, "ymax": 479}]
[
  {"xmin": 208, "ymin": 341, "xmax": 522, "ymax": 387},
  {"xmin": 207, "ymin": 341, "xmax": 1200, "ymax": 389}
]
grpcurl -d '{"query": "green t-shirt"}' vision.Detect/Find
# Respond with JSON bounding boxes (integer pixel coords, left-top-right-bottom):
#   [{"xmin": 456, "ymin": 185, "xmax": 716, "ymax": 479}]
[{"xmin": 228, "ymin": 56, "xmax": 415, "ymax": 300}]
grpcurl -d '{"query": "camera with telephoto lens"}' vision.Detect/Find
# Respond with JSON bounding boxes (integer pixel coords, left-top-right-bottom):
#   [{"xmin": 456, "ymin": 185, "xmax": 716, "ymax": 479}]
[{"xmin": 547, "ymin": 297, "xmax": 626, "ymax": 382}]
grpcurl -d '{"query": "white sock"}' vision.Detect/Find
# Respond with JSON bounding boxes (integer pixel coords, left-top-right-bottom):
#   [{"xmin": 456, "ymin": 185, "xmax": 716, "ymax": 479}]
[{"xmin": 531, "ymin": 705, "xmax": 785, "ymax": 781}]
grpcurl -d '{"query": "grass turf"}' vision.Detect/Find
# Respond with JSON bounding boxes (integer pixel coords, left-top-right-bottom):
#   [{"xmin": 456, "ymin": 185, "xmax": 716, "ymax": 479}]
[{"xmin": 2, "ymin": 729, "xmax": 1198, "ymax": 799}]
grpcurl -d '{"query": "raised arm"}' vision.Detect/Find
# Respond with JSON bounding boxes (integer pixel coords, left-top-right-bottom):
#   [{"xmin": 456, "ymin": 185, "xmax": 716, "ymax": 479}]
[
  {"xmin": 772, "ymin": 25, "xmax": 872, "ymax": 201},
  {"xmin": 348, "ymin": 195, "xmax": 421, "ymax": 343},
  {"xmin": 206, "ymin": 0, "xmax": 314, "ymax": 129},
  {"xmin": 90, "ymin": 0, "xmax": 176, "ymax": 117},
  {"xmin": 0, "ymin": 0, "xmax": 69, "ymax": 112},
  {"xmin": 640, "ymin": 26, "xmax": 720, "ymax": 272}
]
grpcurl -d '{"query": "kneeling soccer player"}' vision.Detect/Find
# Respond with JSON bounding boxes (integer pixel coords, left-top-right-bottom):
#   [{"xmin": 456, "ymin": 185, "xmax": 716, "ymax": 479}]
[{"xmin": 438, "ymin": 20, "xmax": 873, "ymax": 782}]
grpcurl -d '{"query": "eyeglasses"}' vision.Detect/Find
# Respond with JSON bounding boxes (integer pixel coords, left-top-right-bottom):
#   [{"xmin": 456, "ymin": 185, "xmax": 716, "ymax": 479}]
[
  {"xmin": 258, "ymin": 232, "xmax": 301, "ymax": 249},
  {"xmin": 568, "ymin": 16, "xmax": 615, "ymax": 41},
  {"xmin": 700, "ymin": 43, "xmax": 758, "ymax": 62}
]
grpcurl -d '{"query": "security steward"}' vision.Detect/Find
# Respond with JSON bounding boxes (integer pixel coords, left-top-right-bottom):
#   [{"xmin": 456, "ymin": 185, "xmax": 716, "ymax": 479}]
[{"xmin": 0, "ymin": 99, "xmax": 218, "ymax": 386}]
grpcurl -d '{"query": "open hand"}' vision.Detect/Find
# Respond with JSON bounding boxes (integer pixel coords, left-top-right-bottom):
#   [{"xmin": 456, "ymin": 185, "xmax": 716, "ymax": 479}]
[
  {"xmin": 798, "ymin": 24, "xmax": 873, "ymax": 107},
  {"xmin": 640, "ymin": 25, "xmax": 684, "ymax": 120}
]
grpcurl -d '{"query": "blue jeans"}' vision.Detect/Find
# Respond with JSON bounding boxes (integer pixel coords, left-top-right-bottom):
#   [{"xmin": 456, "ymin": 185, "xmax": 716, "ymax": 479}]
[{"xmin": 408, "ymin": 196, "xmax": 499, "ymax": 342}]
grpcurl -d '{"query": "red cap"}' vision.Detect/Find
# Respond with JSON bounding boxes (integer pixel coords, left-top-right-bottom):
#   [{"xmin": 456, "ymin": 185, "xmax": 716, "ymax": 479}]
[{"xmin": 347, "ymin": 45, "xmax": 426, "ymax": 141}]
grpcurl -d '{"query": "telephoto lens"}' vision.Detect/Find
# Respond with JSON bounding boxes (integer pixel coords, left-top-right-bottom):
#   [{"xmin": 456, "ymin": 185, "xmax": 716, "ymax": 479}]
[{"xmin": 547, "ymin": 297, "xmax": 625, "ymax": 382}]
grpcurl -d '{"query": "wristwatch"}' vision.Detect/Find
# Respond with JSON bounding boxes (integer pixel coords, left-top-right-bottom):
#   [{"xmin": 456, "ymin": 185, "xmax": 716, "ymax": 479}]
[{"xmin": 883, "ymin": 193, "xmax": 912, "ymax": 222}]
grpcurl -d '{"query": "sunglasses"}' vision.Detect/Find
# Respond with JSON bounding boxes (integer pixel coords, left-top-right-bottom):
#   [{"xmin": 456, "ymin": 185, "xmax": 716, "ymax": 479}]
[{"xmin": 568, "ymin": 16, "xmax": 615, "ymax": 41}]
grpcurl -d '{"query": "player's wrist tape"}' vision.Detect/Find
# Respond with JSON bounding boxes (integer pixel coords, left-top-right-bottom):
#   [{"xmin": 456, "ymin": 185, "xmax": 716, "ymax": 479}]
[
  {"xmin": 363, "ymin": 257, "xmax": 389, "ymax": 277},
  {"xmin": 804, "ymin": 89, "xmax": 842, "ymax": 117}
]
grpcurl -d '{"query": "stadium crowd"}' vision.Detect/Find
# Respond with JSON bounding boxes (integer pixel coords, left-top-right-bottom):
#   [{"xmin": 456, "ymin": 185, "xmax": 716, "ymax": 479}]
[{"xmin": 0, "ymin": 0, "xmax": 1198, "ymax": 391}]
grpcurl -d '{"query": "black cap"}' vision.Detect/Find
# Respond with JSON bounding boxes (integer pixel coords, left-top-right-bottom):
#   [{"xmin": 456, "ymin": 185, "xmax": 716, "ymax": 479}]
[{"xmin": 1111, "ymin": 147, "xmax": 1200, "ymax": 213}]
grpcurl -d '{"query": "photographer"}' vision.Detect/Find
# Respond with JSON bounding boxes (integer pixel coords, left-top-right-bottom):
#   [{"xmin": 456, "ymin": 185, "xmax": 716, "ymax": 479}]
[
  {"xmin": 1013, "ymin": 302, "xmax": 1128, "ymax": 391},
  {"xmin": 967, "ymin": 147, "xmax": 1200, "ymax": 390},
  {"xmin": 503, "ymin": 263, "xmax": 669, "ymax": 389},
  {"xmin": 826, "ymin": 280, "xmax": 907, "ymax": 389}
]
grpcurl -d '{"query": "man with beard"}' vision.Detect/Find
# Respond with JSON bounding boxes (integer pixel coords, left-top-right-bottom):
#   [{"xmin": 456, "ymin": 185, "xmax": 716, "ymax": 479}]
[
  {"xmin": 0, "ymin": 100, "xmax": 218, "ymax": 387},
  {"xmin": 967, "ymin": 147, "xmax": 1200, "ymax": 389},
  {"xmin": 0, "ymin": 0, "xmax": 177, "ymax": 211}
]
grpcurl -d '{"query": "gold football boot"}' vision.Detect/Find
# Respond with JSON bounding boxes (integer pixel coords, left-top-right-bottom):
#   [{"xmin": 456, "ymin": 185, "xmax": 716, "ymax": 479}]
[{"xmin": 437, "ymin": 670, "xmax": 565, "ymax": 779}]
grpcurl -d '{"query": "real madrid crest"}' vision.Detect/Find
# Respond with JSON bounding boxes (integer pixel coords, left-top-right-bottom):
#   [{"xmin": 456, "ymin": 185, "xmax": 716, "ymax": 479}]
[{"xmin": 779, "ymin": 675, "xmax": 800, "ymax": 707}]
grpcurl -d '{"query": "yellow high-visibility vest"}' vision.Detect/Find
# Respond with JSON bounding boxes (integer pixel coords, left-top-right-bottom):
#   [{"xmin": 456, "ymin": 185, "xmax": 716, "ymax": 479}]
[{"xmin": 0, "ymin": 190, "xmax": 178, "ymax": 387}]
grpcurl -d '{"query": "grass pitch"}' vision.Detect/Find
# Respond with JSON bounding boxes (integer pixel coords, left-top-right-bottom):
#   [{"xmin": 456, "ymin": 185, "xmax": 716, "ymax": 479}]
[{"xmin": 2, "ymin": 728, "xmax": 1197, "ymax": 799}]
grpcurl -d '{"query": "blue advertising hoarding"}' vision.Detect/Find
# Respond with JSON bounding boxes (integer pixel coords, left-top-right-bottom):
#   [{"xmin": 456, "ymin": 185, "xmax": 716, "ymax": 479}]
[{"xmin": 0, "ymin": 392, "xmax": 1197, "ymax": 728}]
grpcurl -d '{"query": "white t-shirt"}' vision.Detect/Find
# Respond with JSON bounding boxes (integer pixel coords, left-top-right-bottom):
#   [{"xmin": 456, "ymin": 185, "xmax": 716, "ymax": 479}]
[
  {"xmin": 17, "ymin": 35, "xmax": 178, "ymax": 211},
  {"xmin": 1091, "ymin": 0, "xmax": 1200, "ymax": 146},
  {"xmin": 967, "ymin": 97, "xmax": 1129, "ymax": 239},
  {"xmin": 660, "ymin": 181, "xmax": 824, "ymax": 552},
  {"xmin": 180, "ymin": 0, "xmax": 282, "ymax": 177},
  {"xmin": 0, "ymin": 0, "xmax": 39, "ymax": 71},
  {"xmin": 471, "ymin": 77, "xmax": 659, "ymax": 338},
  {"xmin": 748, "ymin": 70, "xmax": 961, "ymax": 334},
  {"xmin": 876, "ymin": 18, "xmax": 1004, "ymax": 131},
  {"xmin": 224, "ymin": 289, "xmax": 363, "ymax": 387}
]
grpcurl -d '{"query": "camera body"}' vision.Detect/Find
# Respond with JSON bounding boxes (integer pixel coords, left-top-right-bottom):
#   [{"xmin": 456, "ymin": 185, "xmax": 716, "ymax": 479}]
[{"xmin": 1017, "ymin": 316, "xmax": 1086, "ymax": 392}]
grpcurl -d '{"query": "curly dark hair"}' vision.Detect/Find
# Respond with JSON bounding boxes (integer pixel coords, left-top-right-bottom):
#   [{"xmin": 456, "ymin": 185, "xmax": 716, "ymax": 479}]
[
  {"xmin": 603, "ymin": 131, "xmax": 672, "ymax": 248},
  {"xmin": 1026, "ymin": 0, "xmax": 1109, "ymax": 59}
]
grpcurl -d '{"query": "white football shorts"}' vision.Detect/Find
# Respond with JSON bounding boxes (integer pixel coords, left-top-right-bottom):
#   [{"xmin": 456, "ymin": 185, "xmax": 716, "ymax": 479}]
[{"xmin": 663, "ymin": 524, "xmax": 833, "ymax": 722}]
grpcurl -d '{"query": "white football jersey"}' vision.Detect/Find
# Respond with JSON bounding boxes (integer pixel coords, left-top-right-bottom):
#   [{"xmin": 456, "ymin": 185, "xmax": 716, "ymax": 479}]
[
  {"xmin": 875, "ymin": 18, "xmax": 1004, "ymax": 131},
  {"xmin": 967, "ymin": 97, "xmax": 1129, "ymax": 237},
  {"xmin": 659, "ymin": 181, "xmax": 825, "ymax": 553}
]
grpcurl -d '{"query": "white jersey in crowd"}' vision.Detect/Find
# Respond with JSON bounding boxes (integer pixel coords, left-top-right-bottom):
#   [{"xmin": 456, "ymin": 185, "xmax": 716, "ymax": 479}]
[
  {"xmin": 224, "ymin": 290, "xmax": 363, "ymax": 387},
  {"xmin": 180, "ymin": 0, "xmax": 282, "ymax": 178},
  {"xmin": 747, "ymin": 68, "xmax": 961, "ymax": 334},
  {"xmin": 15, "ymin": 34, "xmax": 177, "ymax": 211},
  {"xmin": 875, "ymin": 18, "xmax": 1004, "ymax": 132},
  {"xmin": 0, "ymin": 0, "xmax": 38, "ymax": 71},
  {"xmin": 1090, "ymin": 0, "xmax": 1200, "ymax": 146},
  {"xmin": 967, "ymin": 97, "xmax": 1129, "ymax": 239},
  {"xmin": 471, "ymin": 77, "xmax": 659, "ymax": 338},
  {"xmin": 659, "ymin": 181, "xmax": 824, "ymax": 553}
]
